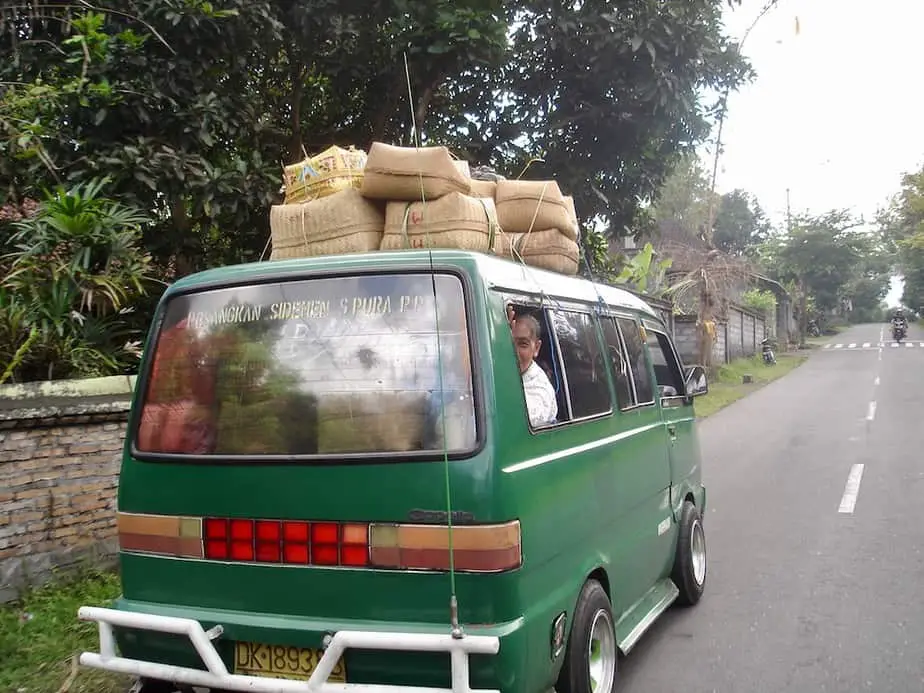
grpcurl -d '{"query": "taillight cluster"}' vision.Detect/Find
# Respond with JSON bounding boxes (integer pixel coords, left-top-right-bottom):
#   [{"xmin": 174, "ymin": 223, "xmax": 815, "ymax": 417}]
[{"xmin": 203, "ymin": 518, "xmax": 369, "ymax": 567}]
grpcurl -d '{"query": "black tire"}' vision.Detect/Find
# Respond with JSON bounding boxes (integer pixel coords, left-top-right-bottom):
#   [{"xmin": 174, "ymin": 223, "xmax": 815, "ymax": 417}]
[
  {"xmin": 557, "ymin": 579, "xmax": 618, "ymax": 693},
  {"xmin": 671, "ymin": 501, "xmax": 706, "ymax": 606}
]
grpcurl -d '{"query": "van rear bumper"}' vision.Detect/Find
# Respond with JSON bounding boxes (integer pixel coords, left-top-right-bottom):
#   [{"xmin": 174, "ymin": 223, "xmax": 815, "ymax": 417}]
[{"xmin": 78, "ymin": 603, "xmax": 509, "ymax": 693}]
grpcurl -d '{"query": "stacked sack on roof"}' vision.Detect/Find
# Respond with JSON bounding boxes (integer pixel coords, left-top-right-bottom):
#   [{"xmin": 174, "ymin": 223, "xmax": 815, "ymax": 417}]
[{"xmin": 268, "ymin": 141, "xmax": 582, "ymax": 275}]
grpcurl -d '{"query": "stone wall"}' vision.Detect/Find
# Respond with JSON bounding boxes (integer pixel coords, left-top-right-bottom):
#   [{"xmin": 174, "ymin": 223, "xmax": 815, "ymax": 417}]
[
  {"xmin": 0, "ymin": 376, "xmax": 134, "ymax": 603},
  {"xmin": 673, "ymin": 305, "xmax": 766, "ymax": 367}
]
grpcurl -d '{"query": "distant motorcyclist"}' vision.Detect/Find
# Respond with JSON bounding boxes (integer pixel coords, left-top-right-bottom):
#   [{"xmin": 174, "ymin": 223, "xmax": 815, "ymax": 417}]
[{"xmin": 891, "ymin": 308, "xmax": 908, "ymax": 341}]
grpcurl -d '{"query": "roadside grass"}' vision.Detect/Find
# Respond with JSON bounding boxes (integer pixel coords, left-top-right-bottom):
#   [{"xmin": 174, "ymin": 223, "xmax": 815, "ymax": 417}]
[
  {"xmin": 694, "ymin": 352, "xmax": 808, "ymax": 419},
  {"xmin": 0, "ymin": 569, "xmax": 128, "ymax": 693}
]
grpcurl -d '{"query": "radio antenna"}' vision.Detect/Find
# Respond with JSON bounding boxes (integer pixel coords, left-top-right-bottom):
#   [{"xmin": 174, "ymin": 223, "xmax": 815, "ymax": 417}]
[{"xmin": 403, "ymin": 51, "xmax": 463, "ymax": 640}]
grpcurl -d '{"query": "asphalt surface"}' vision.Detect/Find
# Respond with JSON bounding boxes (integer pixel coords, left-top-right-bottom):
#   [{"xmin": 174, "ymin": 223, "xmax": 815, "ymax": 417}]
[{"xmin": 618, "ymin": 322, "xmax": 924, "ymax": 692}]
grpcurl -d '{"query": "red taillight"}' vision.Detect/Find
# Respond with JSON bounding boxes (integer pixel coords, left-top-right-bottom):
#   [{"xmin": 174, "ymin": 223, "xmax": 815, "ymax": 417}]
[
  {"xmin": 201, "ymin": 518, "xmax": 374, "ymax": 568},
  {"xmin": 255, "ymin": 520, "xmax": 282, "ymax": 563},
  {"xmin": 311, "ymin": 522, "xmax": 339, "ymax": 566},
  {"xmin": 230, "ymin": 519, "xmax": 253, "ymax": 541},
  {"xmin": 342, "ymin": 523, "xmax": 369, "ymax": 567},
  {"xmin": 283, "ymin": 521, "xmax": 309, "ymax": 543},
  {"xmin": 204, "ymin": 518, "xmax": 229, "ymax": 560},
  {"xmin": 230, "ymin": 539, "xmax": 254, "ymax": 561},
  {"xmin": 283, "ymin": 543, "xmax": 309, "ymax": 564},
  {"xmin": 282, "ymin": 521, "xmax": 310, "ymax": 565}
]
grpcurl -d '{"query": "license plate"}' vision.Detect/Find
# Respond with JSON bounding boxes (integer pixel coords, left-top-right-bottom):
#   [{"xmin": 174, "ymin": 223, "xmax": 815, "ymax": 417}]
[{"xmin": 234, "ymin": 641, "xmax": 346, "ymax": 682}]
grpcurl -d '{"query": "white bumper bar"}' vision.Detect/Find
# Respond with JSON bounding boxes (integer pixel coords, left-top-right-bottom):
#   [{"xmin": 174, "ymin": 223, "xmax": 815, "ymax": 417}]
[{"xmin": 77, "ymin": 606, "xmax": 500, "ymax": 693}]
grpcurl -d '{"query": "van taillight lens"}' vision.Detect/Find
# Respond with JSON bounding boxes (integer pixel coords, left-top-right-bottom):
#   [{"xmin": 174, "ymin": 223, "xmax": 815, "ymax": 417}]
[
  {"xmin": 199, "ymin": 517, "xmax": 518, "ymax": 572},
  {"xmin": 255, "ymin": 521, "xmax": 281, "ymax": 562},
  {"xmin": 342, "ymin": 524, "xmax": 370, "ymax": 567},
  {"xmin": 283, "ymin": 521, "xmax": 310, "ymax": 564},
  {"xmin": 369, "ymin": 521, "xmax": 521, "ymax": 573},
  {"xmin": 311, "ymin": 522, "xmax": 339, "ymax": 566}
]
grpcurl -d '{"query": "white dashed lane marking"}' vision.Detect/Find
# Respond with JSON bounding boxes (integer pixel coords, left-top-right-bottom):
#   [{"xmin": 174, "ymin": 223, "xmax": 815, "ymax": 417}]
[
  {"xmin": 824, "ymin": 342, "xmax": 922, "ymax": 350},
  {"xmin": 838, "ymin": 464, "xmax": 865, "ymax": 514}
]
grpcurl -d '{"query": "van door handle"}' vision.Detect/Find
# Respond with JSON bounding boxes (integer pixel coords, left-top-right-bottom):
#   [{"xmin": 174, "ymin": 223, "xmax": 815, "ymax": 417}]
[{"xmin": 667, "ymin": 425, "xmax": 677, "ymax": 438}]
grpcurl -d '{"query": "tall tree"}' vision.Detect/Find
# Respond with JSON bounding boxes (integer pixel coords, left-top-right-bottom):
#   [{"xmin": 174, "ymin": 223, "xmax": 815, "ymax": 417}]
[
  {"xmin": 712, "ymin": 189, "xmax": 770, "ymax": 256},
  {"xmin": 759, "ymin": 210, "xmax": 880, "ymax": 339},
  {"xmin": 879, "ymin": 164, "xmax": 924, "ymax": 312}
]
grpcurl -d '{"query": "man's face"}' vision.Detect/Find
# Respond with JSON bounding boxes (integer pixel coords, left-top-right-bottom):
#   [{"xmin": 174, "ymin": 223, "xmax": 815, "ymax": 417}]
[{"xmin": 512, "ymin": 320, "xmax": 541, "ymax": 374}]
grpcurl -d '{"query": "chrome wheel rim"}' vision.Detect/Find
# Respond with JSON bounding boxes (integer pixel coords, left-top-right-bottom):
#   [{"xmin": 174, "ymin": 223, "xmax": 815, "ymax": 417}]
[
  {"xmin": 691, "ymin": 518, "xmax": 707, "ymax": 586},
  {"xmin": 587, "ymin": 609, "xmax": 617, "ymax": 693}
]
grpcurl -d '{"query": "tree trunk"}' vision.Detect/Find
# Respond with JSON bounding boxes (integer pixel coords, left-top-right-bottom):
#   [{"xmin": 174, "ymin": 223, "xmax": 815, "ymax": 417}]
[{"xmin": 171, "ymin": 198, "xmax": 197, "ymax": 279}]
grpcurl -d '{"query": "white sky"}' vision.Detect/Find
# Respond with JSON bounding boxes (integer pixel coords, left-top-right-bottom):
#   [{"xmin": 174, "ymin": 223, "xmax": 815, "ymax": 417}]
[{"xmin": 700, "ymin": 0, "xmax": 924, "ymax": 305}]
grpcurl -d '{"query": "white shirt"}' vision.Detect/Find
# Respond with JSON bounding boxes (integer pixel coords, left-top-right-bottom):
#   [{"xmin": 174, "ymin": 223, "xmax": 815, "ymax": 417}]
[{"xmin": 522, "ymin": 361, "xmax": 558, "ymax": 427}]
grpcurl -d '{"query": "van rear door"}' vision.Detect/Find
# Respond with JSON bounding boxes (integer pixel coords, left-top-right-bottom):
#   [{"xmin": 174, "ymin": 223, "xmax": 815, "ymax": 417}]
[{"xmin": 116, "ymin": 269, "xmax": 518, "ymax": 628}]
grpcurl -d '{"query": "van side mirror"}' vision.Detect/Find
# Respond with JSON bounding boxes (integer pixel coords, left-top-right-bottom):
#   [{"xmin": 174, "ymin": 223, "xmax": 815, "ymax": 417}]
[{"xmin": 684, "ymin": 365, "xmax": 708, "ymax": 398}]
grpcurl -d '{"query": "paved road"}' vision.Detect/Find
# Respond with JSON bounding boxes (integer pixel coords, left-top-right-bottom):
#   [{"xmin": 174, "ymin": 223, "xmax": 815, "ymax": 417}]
[{"xmin": 619, "ymin": 322, "xmax": 924, "ymax": 693}]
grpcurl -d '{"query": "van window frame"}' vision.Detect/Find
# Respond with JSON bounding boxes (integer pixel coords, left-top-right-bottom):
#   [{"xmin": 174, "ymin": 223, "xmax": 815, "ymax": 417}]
[
  {"xmin": 604, "ymin": 312, "xmax": 657, "ymax": 411},
  {"xmin": 128, "ymin": 265, "xmax": 487, "ymax": 466},
  {"xmin": 499, "ymin": 292, "xmax": 614, "ymax": 433},
  {"xmin": 643, "ymin": 325, "xmax": 690, "ymax": 409}
]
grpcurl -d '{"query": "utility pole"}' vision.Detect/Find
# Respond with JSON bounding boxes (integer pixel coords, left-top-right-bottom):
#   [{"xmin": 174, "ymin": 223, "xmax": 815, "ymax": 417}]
[{"xmin": 786, "ymin": 187, "xmax": 792, "ymax": 233}]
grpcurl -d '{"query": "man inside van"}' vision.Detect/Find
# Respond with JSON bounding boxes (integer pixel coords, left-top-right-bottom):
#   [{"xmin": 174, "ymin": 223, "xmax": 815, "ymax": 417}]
[{"xmin": 507, "ymin": 308, "xmax": 558, "ymax": 427}]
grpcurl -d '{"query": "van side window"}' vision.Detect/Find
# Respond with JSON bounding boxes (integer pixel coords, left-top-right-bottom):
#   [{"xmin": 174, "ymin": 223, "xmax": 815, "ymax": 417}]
[
  {"xmin": 615, "ymin": 317, "xmax": 655, "ymax": 405},
  {"xmin": 549, "ymin": 310, "xmax": 611, "ymax": 419},
  {"xmin": 646, "ymin": 330, "xmax": 686, "ymax": 399},
  {"xmin": 599, "ymin": 318, "xmax": 635, "ymax": 409}
]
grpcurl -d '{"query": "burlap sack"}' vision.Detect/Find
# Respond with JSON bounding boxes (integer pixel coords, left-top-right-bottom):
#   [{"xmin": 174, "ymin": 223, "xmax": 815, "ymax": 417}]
[
  {"xmin": 361, "ymin": 142, "xmax": 472, "ymax": 201},
  {"xmin": 317, "ymin": 392, "xmax": 428, "ymax": 454},
  {"xmin": 469, "ymin": 179, "xmax": 497, "ymax": 199},
  {"xmin": 563, "ymin": 195, "xmax": 580, "ymax": 240},
  {"xmin": 380, "ymin": 192, "xmax": 500, "ymax": 252},
  {"xmin": 495, "ymin": 180, "xmax": 577, "ymax": 241},
  {"xmin": 282, "ymin": 145, "xmax": 367, "ymax": 204},
  {"xmin": 269, "ymin": 188, "xmax": 384, "ymax": 260},
  {"xmin": 495, "ymin": 228, "xmax": 581, "ymax": 276}
]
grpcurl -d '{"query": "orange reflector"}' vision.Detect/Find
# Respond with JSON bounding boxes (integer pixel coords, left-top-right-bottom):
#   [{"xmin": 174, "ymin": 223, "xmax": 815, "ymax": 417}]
[{"xmin": 369, "ymin": 521, "xmax": 521, "ymax": 573}]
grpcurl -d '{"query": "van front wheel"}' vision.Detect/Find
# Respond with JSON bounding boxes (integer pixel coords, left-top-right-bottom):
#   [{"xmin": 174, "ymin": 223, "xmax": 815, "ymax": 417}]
[
  {"xmin": 557, "ymin": 579, "xmax": 618, "ymax": 693},
  {"xmin": 672, "ymin": 500, "xmax": 707, "ymax": 606}
]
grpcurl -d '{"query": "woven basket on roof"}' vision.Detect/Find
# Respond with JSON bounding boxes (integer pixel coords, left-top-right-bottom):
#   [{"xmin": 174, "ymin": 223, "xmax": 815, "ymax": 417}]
[
  {"xmin": 269, "ymin": 188, "xmax": 384, "ymax": 260},
  {"xmin": 317, "ymin": 392, "xmax": 428, "ymax": 454},
  {"xmin": 282, "ymin": 145, "xmax": 367, "ymax": 205},
  {"xmin": 361, "ymin": 142, "xmax": 472, "ymax": 201},
  {"xmin": 380, "ymin": 192, "xmax": 500, "ymax": 253},
  {"xmin": 495, "ymin": 180, "xmax": 578, "ymax": 241},
  {"xmin": 495, "ymin": 228, "xmax": 581, "ymax": 276}
]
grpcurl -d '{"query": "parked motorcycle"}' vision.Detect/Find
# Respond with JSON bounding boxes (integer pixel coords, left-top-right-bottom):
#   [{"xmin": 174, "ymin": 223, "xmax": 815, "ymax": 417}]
[{"xmin": 761, "ymin": 338, "xmax": 777, "ymax": 365}]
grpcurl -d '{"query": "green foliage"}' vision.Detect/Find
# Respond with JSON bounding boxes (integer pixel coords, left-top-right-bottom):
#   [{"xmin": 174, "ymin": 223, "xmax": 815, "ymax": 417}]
[
  {"xmin": 650, "ymin": 153, "xmax": 715, "ymax": 241},
  {"xmin": 612, "ymin": 242, "xmax": 672, "ymax": 295},
  {"xmin": 0, "ymin": 569, "xmax": 127, "ymax": 693},
  {"xmin": 580, "ymin": 226, "xmax": 621, "ymax": 283},
  {"xmin": 1, "ymin": 0, "xmax": 750, "ymax": 270},
  {"xmin": 713, "ymin": 189, "xmax": 770, "ymax": 256},
  {"xmin": 880, "ymin": 164, "xmax": 924, "ymax": 311},
  {"xmin": 0, "ymin": 179, "xmax": 153, "ymax": 382},
  {"xmin": 741, "ymin": 288, "xmax": 776, "ymax": 319}
]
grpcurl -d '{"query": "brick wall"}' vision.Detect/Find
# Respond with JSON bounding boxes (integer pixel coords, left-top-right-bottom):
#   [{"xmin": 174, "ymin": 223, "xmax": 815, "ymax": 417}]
[{"xmin": 0, "ymin": 377, "xmax": 134, "ymax": 603}]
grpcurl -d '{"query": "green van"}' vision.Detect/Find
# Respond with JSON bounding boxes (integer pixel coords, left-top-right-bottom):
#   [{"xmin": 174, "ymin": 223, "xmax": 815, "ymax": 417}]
[{"xmin": 78, "ymin": 248, "xmax": 709, "ymax": 693}]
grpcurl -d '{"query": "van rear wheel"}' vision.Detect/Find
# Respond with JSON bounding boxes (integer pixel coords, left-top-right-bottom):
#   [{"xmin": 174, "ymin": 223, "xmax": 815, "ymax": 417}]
[
  {"xmin": 671, "ymin": 500, "xmax": 706, "ymax": 606},
  {"xmin": 557, "ymin": 579, "xmax": 618, "ymax": 693}
]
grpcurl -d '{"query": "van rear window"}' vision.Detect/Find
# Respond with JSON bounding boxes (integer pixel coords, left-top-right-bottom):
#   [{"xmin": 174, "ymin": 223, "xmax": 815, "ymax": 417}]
[{"xmin": 134, "ymin": 273, "xmax": 476, "ymax": 458}]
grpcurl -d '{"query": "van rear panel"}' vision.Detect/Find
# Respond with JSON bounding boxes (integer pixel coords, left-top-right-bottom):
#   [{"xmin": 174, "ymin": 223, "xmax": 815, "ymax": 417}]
[{"xmin": 110, "ymin": 267, "xmax": 530, "ymax": 687}]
